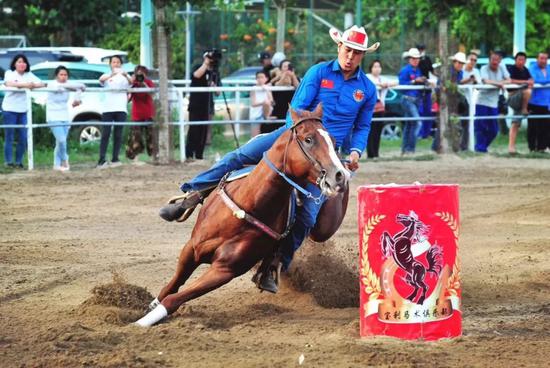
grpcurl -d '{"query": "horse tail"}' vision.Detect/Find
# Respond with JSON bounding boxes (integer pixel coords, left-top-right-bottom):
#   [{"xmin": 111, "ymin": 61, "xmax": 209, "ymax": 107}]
[{"xmin": 426, "ymin": 246, "xmax": 443, "ymax": 276}]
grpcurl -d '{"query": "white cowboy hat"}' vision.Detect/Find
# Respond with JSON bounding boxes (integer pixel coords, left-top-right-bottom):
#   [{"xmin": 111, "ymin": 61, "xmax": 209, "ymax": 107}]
[
  {"xmin": 329, "ymin": 25, "xmax": 380, "ymax": 53},
  {"xmin": 271, "ymin": 52, "xmax": 286, "ymax": 67},
  {"xmin": 450, "ymin": 51, "xmax": 467, "ymax": 64},
  {"xmin": 404, "ymin": 48, "xmax": 421, "ymax": 59}
]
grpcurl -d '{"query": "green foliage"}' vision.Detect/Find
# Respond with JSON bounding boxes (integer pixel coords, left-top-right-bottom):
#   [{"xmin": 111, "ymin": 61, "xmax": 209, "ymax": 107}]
[
  {"xmin": 0, "ymin": 0, "xmax": 129, "ymax": 46},
  {"xmin": 98, "ymin": 21, "xmax": 141, "ymax": 64},
  {"xmin": 347, "ymin": 0, "xmax": 549, "ymax": 57}
]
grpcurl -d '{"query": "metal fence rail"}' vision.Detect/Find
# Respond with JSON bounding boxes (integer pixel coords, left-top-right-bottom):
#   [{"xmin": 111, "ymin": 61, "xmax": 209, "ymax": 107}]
[{"xmin": 0, "ymin": 83, "xmax": 549, "ymax": 170}]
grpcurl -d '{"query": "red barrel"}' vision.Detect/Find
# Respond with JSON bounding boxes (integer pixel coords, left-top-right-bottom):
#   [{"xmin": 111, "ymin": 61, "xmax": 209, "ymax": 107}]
[{"xmin": 358, "ymin": 184, "xmax": 461, "ymax": 340}]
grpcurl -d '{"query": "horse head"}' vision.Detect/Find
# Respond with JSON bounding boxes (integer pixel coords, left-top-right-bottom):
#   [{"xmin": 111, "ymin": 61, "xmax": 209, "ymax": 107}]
[
  {"xmin": 396, "ymin": 211, "xmax": 418, "ymax": 227},
  {"xmin": 282, "ymin": 103, "xmax": 349, "ymax": 197}
]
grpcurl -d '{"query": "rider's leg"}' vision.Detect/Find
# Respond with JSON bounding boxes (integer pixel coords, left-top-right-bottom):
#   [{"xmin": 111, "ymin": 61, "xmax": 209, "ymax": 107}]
[
  {"xmin": 160, "ymin": 126, "xmax": 288, "ymax": 222},
  {"xmin": 181, "ymin": 125, "xmax": 288, "ymax": 192},
  {"xmin": 257, "ymin": 184, "xmax": 325, "ymax": 292}
]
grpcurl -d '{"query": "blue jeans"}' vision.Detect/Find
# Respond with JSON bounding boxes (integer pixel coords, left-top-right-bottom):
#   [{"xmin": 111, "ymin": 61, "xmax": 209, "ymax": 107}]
[
  {"xmin": 181, "ymin": 125, "xmax": 325, "ymax": 269},
  {"xmin": 474, "ymin": 105, "xmax": 499, "ymax": 153},
  {"xmin": 401, "ymin": 97, "xmax": 421, "ymax": 153},
  {"xmin": 3, "ymin": 111, "xmax": 27, "ymax": 165},
  {"xmin": 49, "ymin": 121, "xmax": 70, "ymax": 167},
  {"xmin": 418, "ymin": 92, "xmax": 434, "ymax": 138}
]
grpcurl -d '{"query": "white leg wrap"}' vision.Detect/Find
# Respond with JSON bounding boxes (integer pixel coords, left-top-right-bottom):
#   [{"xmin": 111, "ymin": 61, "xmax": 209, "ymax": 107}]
[
  {"xmin": 134, "ymin": 304, "xmax": 168, "ymax": 327},
  {"xmin": 148, "ymin": 298, "xmax": 160, "ymax": 311}
]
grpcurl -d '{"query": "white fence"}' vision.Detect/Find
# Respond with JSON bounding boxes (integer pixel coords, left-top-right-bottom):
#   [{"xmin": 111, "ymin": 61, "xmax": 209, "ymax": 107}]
[{"xmin": 1, "ymin": 83, "xmax": 549, "ymax": 170}]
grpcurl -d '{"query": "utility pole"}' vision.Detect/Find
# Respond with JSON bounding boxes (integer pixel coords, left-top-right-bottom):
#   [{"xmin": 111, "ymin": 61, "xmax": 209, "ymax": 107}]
[
  {"xmin": 140, "ymin": 0, "xmax": 154, "ymax": 68},
  {"xmin": 513, "ymin": 0, "xmax": 526, "ymax": 54}
]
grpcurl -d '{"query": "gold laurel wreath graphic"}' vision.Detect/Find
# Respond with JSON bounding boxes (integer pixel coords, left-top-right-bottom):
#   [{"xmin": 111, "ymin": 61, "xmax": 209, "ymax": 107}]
[
  {"xmin": 361, "ymin": 214, "xmax": 386, "ymax": 301},
  {"xmin": 435, "ymin": 212, "xmax": 461, "ymax": 296}
]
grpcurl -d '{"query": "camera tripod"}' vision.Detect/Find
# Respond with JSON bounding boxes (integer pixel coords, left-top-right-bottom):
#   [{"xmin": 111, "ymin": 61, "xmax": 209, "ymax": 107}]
[{"xmin": 211, "ymin": 68, "xmax": 240, "ymax": 148}]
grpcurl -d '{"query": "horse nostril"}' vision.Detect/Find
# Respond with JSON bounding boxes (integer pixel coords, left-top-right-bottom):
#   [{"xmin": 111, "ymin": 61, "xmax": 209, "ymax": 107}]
[{"xmin": 335, "ymin": 170, "xmax": 344, "ymax": 183}]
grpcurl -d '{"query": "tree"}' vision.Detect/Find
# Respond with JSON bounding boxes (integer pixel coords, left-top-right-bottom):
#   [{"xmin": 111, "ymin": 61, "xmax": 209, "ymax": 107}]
[{"xmin": 0, "ymin": 0, "xmax": 133, "ymax": 46}]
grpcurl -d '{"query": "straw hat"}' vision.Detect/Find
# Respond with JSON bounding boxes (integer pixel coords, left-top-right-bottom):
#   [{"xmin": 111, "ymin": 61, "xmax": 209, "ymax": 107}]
[
  {"xmin": 329, "ymin": 25, "xmax": 380, "ymax": 53},
  {"xmin": 404, "ymin": 48, "xmax": 421, "ymax": 59},
  {"xmin": 450, "ymin": 52, "xmax": 467, "ymax": 64}
]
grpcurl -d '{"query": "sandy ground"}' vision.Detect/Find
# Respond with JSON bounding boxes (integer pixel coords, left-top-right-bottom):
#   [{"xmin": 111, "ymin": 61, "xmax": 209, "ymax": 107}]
[{"xmin": 1, "ymin": 155, "xmax": 549, "ymax": 367}]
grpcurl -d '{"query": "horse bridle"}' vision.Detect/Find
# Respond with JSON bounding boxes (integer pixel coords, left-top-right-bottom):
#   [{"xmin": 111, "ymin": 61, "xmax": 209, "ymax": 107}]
[{"xmin": 282, "ymin": 116, "xmax": 327, "ymax": 187}]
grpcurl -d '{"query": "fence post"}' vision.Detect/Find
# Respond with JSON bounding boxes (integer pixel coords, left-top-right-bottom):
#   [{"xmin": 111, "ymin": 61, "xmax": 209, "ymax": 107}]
[
  {"xmin": 468, "ymin": 86, "xmax": 475, "ymax": 151},
  {"xmin": 177, "ymin": 88, "xmax": 186, "ymax": 162},
  {"xmin": 26, "ymin": 90, "xmax": 34, "ymax": 171},
  {"xmin": 235, "ymin": 84, "xmax": 241, "ymax": 137}
]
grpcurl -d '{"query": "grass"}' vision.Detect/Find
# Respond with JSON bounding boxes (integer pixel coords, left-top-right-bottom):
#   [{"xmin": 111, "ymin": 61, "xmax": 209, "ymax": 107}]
[{"xmin": 0, "ymin": 125, "xmax": 547, "ymax": 174}]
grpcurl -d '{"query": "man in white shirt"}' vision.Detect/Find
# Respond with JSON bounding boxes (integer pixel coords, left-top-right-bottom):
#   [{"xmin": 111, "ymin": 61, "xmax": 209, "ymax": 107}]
[{"xmin": 475, "ymin": 51, "xmax": 511, "ymax": 152}]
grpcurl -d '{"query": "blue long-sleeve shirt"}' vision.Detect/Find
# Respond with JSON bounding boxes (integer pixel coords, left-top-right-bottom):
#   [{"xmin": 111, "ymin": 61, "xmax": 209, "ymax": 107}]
[
  {"xmin": 398, "ymin": 63, "xmax": 423, "ymax": 98},
  {"xmin": 528, "ymin": 63, "xmax": 550, "ymax": 108},
  {"xmin": 285, "ymin": 60, "xmax": 376, "ymax": 155}
]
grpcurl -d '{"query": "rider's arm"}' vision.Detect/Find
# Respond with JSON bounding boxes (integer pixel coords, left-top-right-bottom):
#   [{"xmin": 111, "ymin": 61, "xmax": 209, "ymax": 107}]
[{"xmin": 349, "ymin": 87, "xmax": 376, "ymax": 157}]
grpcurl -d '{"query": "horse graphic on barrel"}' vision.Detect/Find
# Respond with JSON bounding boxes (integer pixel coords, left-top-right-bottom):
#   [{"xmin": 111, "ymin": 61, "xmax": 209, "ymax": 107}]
[{"xmin": 380, "ymin": 211, "xmax": 443, "ymax": 305}]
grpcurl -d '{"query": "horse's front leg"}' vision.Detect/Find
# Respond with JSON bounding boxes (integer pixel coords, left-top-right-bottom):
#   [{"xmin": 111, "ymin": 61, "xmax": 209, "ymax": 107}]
[
  {"xmin": 380, "ymin": 232, "xmax": 394, "ymax": 258},
  {"xmin": 135, "ymin": 241, "xmax": 260, "ymax": 327},
  {"xmin": 156, "ymin": 241, "xmax": 199, "ymax": 303}
]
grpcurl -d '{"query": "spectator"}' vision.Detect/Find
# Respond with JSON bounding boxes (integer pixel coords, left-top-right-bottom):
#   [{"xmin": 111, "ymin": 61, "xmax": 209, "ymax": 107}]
[
  {"xmin": 2, "ymin": 54, "xmax": 46, "ymax": 169},
  {"xmin": 46, "ymin": 66, "xmax": 85, "ymax": 171},
  {"xmin": 126, "ymin": 65, "xmax": 156, "ymax": 163},
  {"xmin": 417, "ymin": 44, "xmax": 435, "ymax": 139},
  {"xmin": 398, "ymin": 47, "xmax": 426, "ymax": 155},
  {"xmin": 269, "ymin": 51, "xmax": 286, "ymax": 79},
  {"xmin": 186, "ymin": 51, "xmax": 217, "ymax": 161},
  {"xmin": 506, "ymin": 52, "xmax": 534, "ymax": 154},
  {"xmin": 366, "ymin": 60, "xmax": 397, "ymax": 158},
  {"xmin": 250, "ymin": 70, "xmax": 274, "ymax": 136},
  {"xmin": 266, "ymin": 59, "xmax": 300, "ymax": 134},
  {"xmin": 527, "ymin": 51, "xmax": 550, "ymax": 152},
  {"xmin": 476, "ymin": 51, "xmax": 511, "ymax": 153},
  {"xmin": 258, "ymin": 51, "xmax": 274, "ymax": 83},
  {"xmin": 459, "ymin": 52, "xmax": 482, "ymax": 150},
  {"xmin": 97, "ymin": 55, "xmax": 131, "ymax": 168},
  {"xmin": 430, "ymin": 52, "xmax": 466, "ymax": 153}
]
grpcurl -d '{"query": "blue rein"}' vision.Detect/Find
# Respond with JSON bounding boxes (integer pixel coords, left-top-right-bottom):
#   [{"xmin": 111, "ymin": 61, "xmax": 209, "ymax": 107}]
[{"xmin": 262, "ymin": 151, "xmax": 324, "ymax": 205}]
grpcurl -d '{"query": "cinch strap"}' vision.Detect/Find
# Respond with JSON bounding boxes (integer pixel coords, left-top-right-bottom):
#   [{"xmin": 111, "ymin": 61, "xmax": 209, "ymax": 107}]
[{"xmin": 218, "ymin": 186, "xmax": 293, "ymax": 240}]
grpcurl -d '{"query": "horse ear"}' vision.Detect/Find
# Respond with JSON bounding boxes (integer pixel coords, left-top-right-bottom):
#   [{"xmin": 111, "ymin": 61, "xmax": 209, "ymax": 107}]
[
  {"xmin": 289, "ymin": 104, "xmax": 301, "ymax": 124},
  {"xmin": 313, "ymin": 102, "xmax": 323, "ymax": 118}
]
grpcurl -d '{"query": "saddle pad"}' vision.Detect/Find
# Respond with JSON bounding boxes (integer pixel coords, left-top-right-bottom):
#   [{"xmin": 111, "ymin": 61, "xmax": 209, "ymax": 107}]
[{"xmin": 226, "ymin": 166, "xmax": 255, "ymax": 182}]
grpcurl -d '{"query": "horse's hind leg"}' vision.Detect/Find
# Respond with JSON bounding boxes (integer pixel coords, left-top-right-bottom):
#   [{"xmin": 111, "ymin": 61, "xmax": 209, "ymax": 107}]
[{"xmin": 157, "ymin": 242, "xmax": 199, "ymax": 303}]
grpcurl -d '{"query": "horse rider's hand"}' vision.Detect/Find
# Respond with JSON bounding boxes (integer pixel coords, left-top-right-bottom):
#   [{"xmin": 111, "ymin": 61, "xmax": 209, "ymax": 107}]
[{"xmin": 347, "ymin": 151, "xmax": 360, "ymax": 172}]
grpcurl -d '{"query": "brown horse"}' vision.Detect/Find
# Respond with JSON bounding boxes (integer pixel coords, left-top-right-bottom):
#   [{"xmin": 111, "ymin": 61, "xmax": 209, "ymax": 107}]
[{"xmin": 136, "ymin": 103, "xmax": 349, "ymax": 326}]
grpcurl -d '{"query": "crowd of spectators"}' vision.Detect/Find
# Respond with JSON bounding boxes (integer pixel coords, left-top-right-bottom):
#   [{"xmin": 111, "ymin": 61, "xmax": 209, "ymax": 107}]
[{"xmin": 2, "ymin": 46, "xmax": 549, "ymax": 170}]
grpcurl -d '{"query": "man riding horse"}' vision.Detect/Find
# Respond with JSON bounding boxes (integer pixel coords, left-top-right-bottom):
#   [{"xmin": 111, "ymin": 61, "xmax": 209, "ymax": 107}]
[{"xmin": 160, "ymin": 25, "xmax": 379, "ymax": 293}]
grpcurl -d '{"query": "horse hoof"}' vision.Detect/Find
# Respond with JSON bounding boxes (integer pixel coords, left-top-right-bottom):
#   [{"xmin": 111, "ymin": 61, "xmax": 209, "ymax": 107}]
[{"xmin": 259, "ymin": 274, "xmax": 278, "ymax": 294}]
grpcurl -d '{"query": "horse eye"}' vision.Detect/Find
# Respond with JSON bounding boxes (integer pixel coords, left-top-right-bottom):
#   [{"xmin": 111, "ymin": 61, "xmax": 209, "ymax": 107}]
[{"xmin": 305, "ymin": 136, "xmax": 313, "ymax": 145}]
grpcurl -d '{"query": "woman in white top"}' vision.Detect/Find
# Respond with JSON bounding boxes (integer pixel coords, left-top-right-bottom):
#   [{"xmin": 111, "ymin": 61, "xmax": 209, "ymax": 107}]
[
  {"xmin": 97, "ymin": 55, "xmax": 131, "ymax": 168},
  {"xmin": 2, "ymin": 54, "xmax": 46, "ymax": 169},
  {"xmin": 249, "ymin": 71, "xmax": 274, "ymax": 136},
  {"xmin": 46, "ymin": 66, "xmax": 86, "ymax": 171},
  {"xmin": 366, "ymin": 60, "xmax": 398, "ymax": 158}
]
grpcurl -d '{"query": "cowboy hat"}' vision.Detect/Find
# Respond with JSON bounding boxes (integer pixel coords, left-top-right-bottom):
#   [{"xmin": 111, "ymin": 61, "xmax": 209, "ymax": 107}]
[
  {"xmin": 450, "ymin": 52, "xmax": 467, "ymax": 64},
  {"xmin": 329, "ymin": 25, "xmax": 380, "ymax": 53},
  {"xmin": 404, "ymin": 48, "xmax": 421, "ymax": 59}
]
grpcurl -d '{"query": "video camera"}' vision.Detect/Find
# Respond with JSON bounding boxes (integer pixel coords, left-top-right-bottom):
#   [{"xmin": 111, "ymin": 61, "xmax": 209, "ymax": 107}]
[{"xmin": 203, "ymin": 48, "xmax": 222, "ymax": 69}]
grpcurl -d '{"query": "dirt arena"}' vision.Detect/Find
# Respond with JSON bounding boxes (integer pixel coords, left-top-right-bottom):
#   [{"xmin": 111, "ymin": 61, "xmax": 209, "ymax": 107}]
[{"xmin": 1, "ymin": 155, "xmax": 549, "ymax": 367}]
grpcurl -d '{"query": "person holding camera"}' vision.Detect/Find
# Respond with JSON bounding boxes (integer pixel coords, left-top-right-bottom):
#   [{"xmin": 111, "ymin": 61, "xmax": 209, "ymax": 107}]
[
  {"xmin": 398, "ymin": 47, "xmax": 426, "ymax": 155},
  {"xmin": 186, "ymin": 50, "xmax": 219, "ymax": 161},
  {"xmin": 126, "ymin": 65, "xmax": 156, "ymax": 163},
  {"xmin": 97, "ymin": 55, "xmax": 132, "ymax": 168},
  {"xmin": 264, "ymin": 59, "xmax": 300, "ymax": 134}
]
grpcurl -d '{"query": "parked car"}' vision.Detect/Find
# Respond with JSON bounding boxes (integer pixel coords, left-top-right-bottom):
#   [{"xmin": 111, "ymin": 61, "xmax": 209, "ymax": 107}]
[
  {"xmin": 7, "ymin": 46, "xmax": 131, "ymax": 65},
  {"xmin": 0, "ymin": 49, "xmax": 84, "ymax": 77}
]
